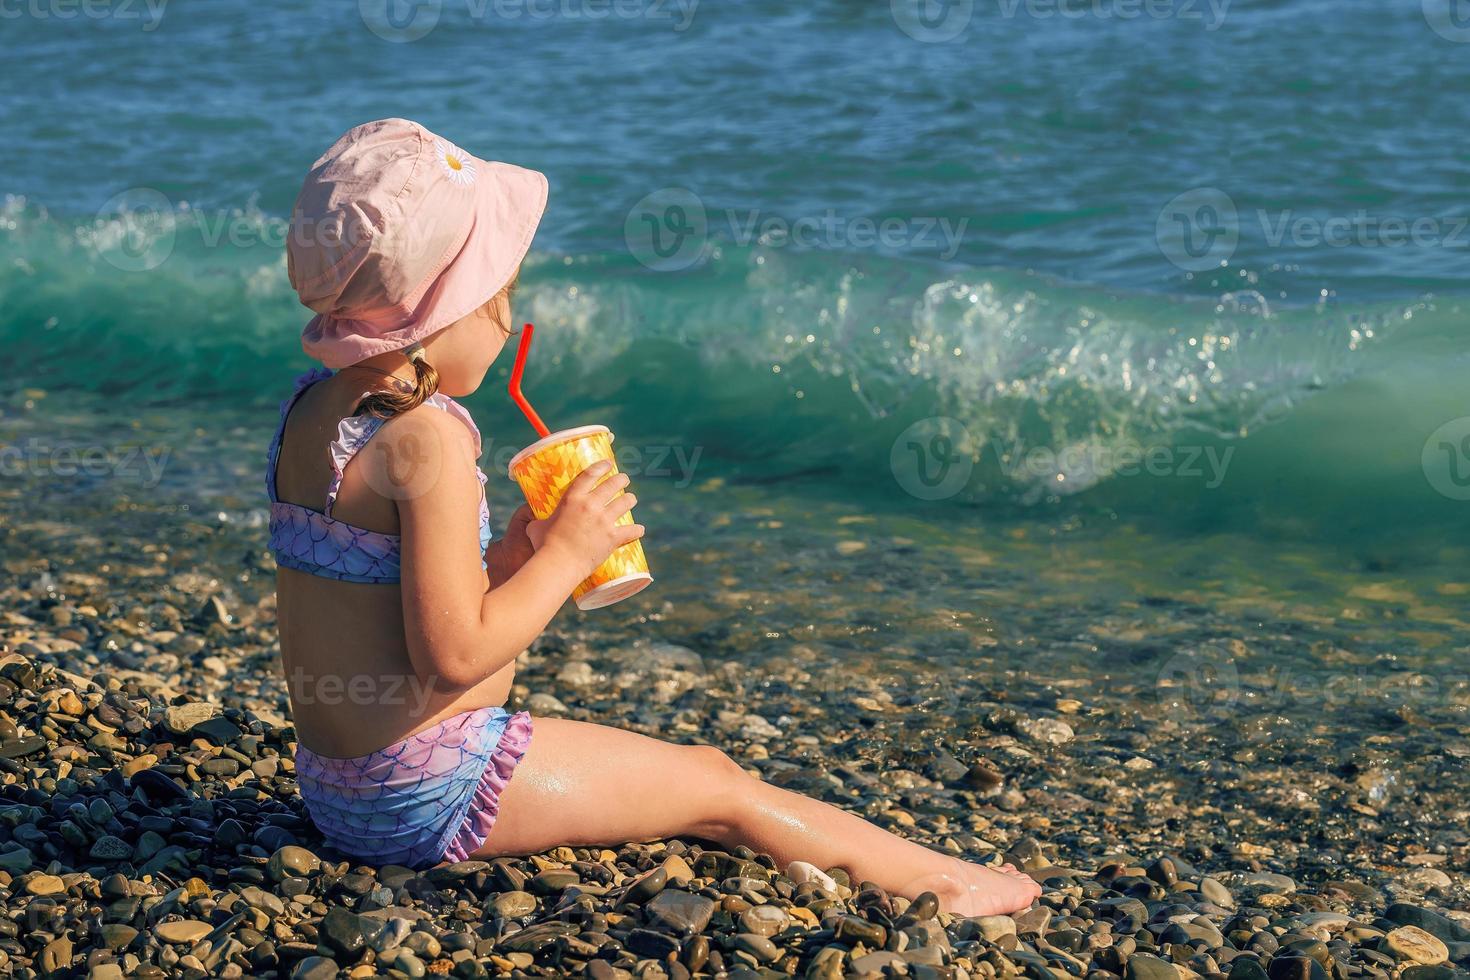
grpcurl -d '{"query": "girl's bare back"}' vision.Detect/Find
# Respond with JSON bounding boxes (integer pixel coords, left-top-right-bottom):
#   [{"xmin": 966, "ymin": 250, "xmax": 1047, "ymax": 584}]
[{"xmin": 272, "ymin": 372, "xmax": 513, "ymax": 758}]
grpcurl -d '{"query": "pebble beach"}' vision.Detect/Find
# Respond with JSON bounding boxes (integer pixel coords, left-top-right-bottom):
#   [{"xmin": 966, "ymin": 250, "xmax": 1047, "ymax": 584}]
[{"xmin": 3, "ymin": 400, "xmax": 1469, "ymax": 980}]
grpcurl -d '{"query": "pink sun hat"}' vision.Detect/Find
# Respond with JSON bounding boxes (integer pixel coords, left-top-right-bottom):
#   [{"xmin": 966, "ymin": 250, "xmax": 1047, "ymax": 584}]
[{"xmin": 287, "ymin": 118, "xmax": 547, "ymax": 369}]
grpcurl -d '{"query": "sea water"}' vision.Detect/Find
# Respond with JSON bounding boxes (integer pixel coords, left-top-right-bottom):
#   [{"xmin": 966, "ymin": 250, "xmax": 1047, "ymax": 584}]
[{"xmin": 2, "ymin": 0, "xmax": 1468, "ymax": 630}]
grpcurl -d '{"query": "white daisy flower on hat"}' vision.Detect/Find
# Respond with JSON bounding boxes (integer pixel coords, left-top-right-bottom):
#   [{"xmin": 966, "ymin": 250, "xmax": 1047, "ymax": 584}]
[{"xmin": 436, "ymin": 139, "xmax": 477, "ymax": 186}]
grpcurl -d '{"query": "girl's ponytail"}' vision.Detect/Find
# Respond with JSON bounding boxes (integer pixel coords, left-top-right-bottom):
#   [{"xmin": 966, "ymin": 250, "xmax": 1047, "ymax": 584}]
[{"xmin": 356, "ymin": 343, "xmax": 440, "ymax": 419}]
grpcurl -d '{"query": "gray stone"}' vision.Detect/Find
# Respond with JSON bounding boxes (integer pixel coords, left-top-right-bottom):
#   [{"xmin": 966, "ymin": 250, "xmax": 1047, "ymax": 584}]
[
  {"xmin": 393, "ymin": 950, "xmax": 426, "ymax": 979},
  {"xmin": 0, "ymin": 847, "xmax": 33, "ymax": 873},
  {"xmin": 734, "ymin": 933, "xmax": 780, "ymax": 963},
  {"xmin": 89, "ymin": 835, "xmax": 133, "ymax": 861},
  {"xmin": 903, "ymin": 944, "xmax": 945, "ymax": 966},
  {"xmin": 1229, "ymin": 957, "xmax": 1270, "ymax": 980},
  {"xmin": 0, "ymin": 736, "xmax": 47, "ymax": 759},
  {"xmin": 851, "ymin": 950, "xmax": 906, "ymax": 973},
  {"xmin": 526, "ymin": 692, "xmax": 568, "ymax": 715},
  {"xmin": 368, "ymin": 917, "xmax": 411, "ymax": 954},
  {"xmin": 1014, "ymin": 906, "xmax": 1052, "ymax": 936},
  {"xmin": 290, "ymin": 956, "xmax": 339, "ymax": 980},
  {"xmin": 1200, "ymin": 876, "xmax": 1235, "ymax": 908},
  {"xmin": 530, "ymin": 868, "xmax": 580, "ymax": 894},
  {"xmin": 622, "ymin": 866, "xmax": 668, "ymax": 904},
  {"xmin": 1385, "ymin": 926, "xmax": 1450, "ymax": 965},
  {"xmin": 239, "ymin": 886, "xmax": 285, "ymax": 916},
  {"xmin": 1267, "ymin": 956, "xmax": 1329, "ymax": 980},
  {"xmin": 423, "ymin": 860, "xmax": 489, "ymax": 885},
  {"xmin": 40, "ymin": 937, "xmax": 73, "ymax": 973},
  {"xmin": 99, "ymin": 924, "xmax": 138, "ymax": 950},
  {"xmin": 737, "ymin": 903, "xmax": 788, "ymax": 937},
  {"xmin": 646, "ymin": 889, "xmax": 716, "ymax": 935},
  {"xmin": 835, "ymin": 915, "xmax": 887, "ymax": 947},
  {"xmin": 491, "ymin": 891, "xmax": 537, "ymax": 919},
  {"xmin": 267, "ymin": 845, "xmax": 320, "ymax": 881},
  {"xmin": 1016, "ymin": 717, "xmax": 1075, "ymax": 745},
  {"xmin": 319, "ymin": 907, "xmax": 369, "ymax": 958},
  {"xmin": 1126, "ymin": 953, "xmax": 1181, "ymax": 980},
  {"xmin": 500, "ymin": 922, "xmax": 577, "ymax": 954},
  {"xmin": 26, "ymin": 874, "xmax": 66, "ymax": 896},
  {"xmin": 155, "ymin": 919, "xmax": 212, "ymax": 944},
  {"xmin": 1296, "ymin": 912, "xmax": 1353, "ymax": 932},
  {"xmin": 1401, "ymin": 967, "xmax": 1459, "ymax": 980},
  {"xmin": 163, "ymin": 701, "xmax": 219, "ymax": 734},
  {"xmin": 625, "ymin": 928, "xmax": 680, "ymax": 959},
  {"xmin": 1392, "ymin": 869, "xmax": 1455, "ymax": 897},
  {"xmin": 1387, "ymin": 905, "xmax": 1470, "ymax": 944},
  {"xmin": 403, "ymin": 931, "xmax": 441, "ymax": 959}
]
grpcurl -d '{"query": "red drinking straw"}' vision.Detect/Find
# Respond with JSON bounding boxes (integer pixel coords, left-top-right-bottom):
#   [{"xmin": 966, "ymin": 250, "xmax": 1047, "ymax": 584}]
[{"xmin": 508, "ymin": 322, "xmax": 551, "ymax": 439}]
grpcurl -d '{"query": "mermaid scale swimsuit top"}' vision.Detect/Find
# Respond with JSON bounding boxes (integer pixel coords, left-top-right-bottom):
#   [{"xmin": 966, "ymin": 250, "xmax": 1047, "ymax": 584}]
[{"xmin": 266, "ymin": 367, "xmax": 492, "ymax": 583}]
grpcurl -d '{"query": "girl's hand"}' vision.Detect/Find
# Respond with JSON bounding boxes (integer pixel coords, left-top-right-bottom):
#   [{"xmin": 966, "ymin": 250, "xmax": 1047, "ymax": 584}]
[
  {"xmin": 539, "ymin": 461, "xmax": 644, "ymax": 579},
  {"xmin": 488, "ymin": 504, "xmax": 543, "ymax": 586}
]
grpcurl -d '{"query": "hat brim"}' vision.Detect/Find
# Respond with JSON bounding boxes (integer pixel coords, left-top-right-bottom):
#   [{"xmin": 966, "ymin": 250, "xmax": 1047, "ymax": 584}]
[{"xmin": 303, "ymin": 160, "xmax": 548, "ymax": 369}]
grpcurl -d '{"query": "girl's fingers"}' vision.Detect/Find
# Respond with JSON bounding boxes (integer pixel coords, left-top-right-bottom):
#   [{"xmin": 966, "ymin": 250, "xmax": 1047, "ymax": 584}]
[
  {"xmin": 613, "ymin": 523, "xmax": 645, "ymax": 546},
  {"xmin": 589, "ymin": 471, "xmax": 631, "ymax": 506},
  {"xmin": 563, "ymin": 460, "xmax": 613, "ymax": 498},
  {"xmin": 605, "ymin": 493, "xmax": 637, "ymax": 519},
  {"xmin": 525, "ymin": 519, "xmax": 548, "ymax": 550}
]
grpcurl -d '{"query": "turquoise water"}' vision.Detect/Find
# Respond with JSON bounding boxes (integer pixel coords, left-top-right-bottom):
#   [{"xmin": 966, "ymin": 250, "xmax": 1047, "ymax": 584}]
[{"xmin": 2, "ymin": 0, "xmax": 1468, "ymax": 545}]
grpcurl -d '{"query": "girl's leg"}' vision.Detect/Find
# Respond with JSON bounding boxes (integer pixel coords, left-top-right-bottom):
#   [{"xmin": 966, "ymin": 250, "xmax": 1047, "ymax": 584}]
[{"xmin": 475, "ymin": 718, "xmax": 1040, "ymax": 916}]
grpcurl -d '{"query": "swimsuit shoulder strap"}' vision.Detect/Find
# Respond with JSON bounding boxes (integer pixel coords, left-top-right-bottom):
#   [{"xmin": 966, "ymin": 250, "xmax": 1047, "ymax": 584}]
[
  {"xmin": 266, "ymin": 367, "xmax": 334, "ymax": 504},
  {"xmin": 325, "ymin": 413, "xmax": 388, "ymax": 517},
  {"xmin": 322, "ymin": 390, "xmax": 483, "ymax": 518},
  {"xmin": 424, "ymin": 392, "xmax": 484, "ymax": 459}
]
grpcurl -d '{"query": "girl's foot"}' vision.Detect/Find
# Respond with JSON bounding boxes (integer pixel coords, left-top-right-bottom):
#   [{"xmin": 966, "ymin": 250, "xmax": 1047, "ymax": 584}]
[{"xmin": 909, "ymin": 858, "xmax": 1042, "ymax": 917}]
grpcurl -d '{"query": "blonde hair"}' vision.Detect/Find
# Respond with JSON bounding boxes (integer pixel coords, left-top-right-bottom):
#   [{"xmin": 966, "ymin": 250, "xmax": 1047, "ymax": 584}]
[{"xmin": 356, "ymin": 343, "xmax": 439, "ymax": 419}]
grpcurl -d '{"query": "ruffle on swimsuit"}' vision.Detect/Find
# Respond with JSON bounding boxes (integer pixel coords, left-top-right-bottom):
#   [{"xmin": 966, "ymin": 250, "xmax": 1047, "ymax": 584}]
[
  {"xmin": 265, "ymin": 367, "xmax": 492, "ymax": 584},
  {"xmin": 295, "ymin": 708, "xmax": 533, "ymax": 868}
]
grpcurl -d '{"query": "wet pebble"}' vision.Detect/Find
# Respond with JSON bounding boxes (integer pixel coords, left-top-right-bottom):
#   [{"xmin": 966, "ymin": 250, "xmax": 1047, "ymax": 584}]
[
  {"xmin": 491, "ymin": 890, "xmax": 537, "ymax": 919},
  {"xmin": 647, "ymin": 889, "xmax": 717, "ymax": 935},
  {"xmin": 1385, "ymin": 925, "xmax": 1451, "ymax": 965},
  {"xmin": 155, "ymin": 920, "xmax": 212, "ymax": 945},
  {"xmin": 267, "ymin": 844, "xmax": 320, "ymax": 881}
]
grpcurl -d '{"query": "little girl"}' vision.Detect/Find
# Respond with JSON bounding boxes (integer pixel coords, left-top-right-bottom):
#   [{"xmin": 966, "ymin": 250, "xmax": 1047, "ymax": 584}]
[{"xmin": 268, "ymin": 119, "xmax": 1040, "ymax": 917}]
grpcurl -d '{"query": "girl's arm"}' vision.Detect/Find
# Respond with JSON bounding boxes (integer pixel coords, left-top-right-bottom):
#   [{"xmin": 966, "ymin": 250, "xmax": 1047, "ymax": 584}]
[{"xmin": 376, "ymin": 407, "xmax": 642, "ymax": 690}]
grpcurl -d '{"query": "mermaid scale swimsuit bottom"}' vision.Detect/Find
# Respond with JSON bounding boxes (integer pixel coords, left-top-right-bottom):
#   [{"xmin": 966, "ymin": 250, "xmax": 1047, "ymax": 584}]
[{"xmin": 295, "ymin": 708, "xmax": 533, "ymax": 868}]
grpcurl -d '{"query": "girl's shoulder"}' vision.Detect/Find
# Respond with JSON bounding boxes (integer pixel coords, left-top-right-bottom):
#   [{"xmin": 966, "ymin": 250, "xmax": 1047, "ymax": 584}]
[
  {"xmin": 362, "ymin": 397, "xmax": 483, "ymax": 501},
  {"xmin": 419, "ymin": 392, "xmax": 484, "ymax": 456},
  {"xmin": 377, "ymin": 393, "xmax": 481, "ymax": 455}
]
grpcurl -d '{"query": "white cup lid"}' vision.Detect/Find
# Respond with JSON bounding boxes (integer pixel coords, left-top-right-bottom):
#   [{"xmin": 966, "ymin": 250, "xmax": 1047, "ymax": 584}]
[{"xmin": 506, "ymin": 424, "xmax": 612, "ymax": 479}]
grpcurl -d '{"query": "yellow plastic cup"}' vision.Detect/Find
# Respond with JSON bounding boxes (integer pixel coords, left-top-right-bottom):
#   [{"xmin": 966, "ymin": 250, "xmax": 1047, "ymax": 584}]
[{"xmin": 507, "ymin": 425, "xmax": 653, "ymax": 610}]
